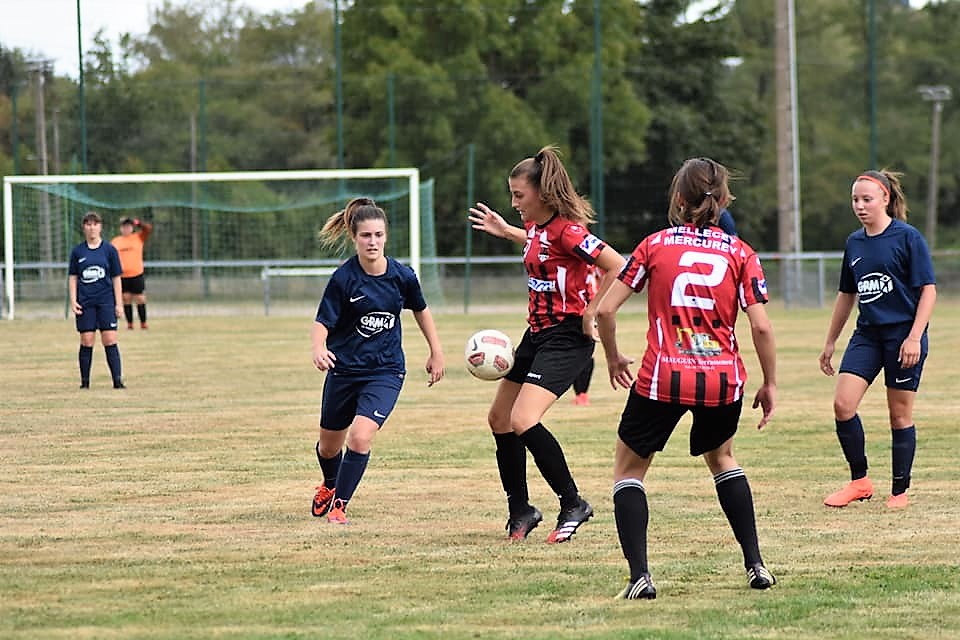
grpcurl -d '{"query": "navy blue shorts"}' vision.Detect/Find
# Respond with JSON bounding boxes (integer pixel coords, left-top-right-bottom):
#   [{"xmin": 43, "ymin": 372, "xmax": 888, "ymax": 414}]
[
  {"xmin": 320, "ymin": 370, "xmax": 405, "ymax": 431},
  {"xmin": 75, "ymin": 301, "xmax": 119, "ymax": 333},
  {"xmin": 618, "ymin": 389, "xmax": 743, "ymax": 458},
  {"xmin": 839, "ymin": 323, "xmax": 927, "ymax": 392},
  {"xmin": 504, "ymin": 316, "xmax": 595, "ymax": 397}
]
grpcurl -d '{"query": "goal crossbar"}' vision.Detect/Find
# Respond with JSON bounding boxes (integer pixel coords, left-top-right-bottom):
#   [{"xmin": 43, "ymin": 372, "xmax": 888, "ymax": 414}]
[{"xmin": 2, "ymin": 168, "xmax": 420, "ymax": 320}]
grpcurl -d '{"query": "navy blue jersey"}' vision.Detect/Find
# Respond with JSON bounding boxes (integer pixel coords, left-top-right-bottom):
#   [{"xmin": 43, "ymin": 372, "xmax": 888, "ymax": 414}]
[
  {"xmin": 838, "ymin": 219, "xmax": 935, "ymax": 327},
  {"xmin": 315, "ymin": 256, "xmax": 427, "ymax": 374},
  {"xmin": 717, "ymin": 209, "xmax": 738, "ymax": 237},
  {"xmin": 68, "ymin": 241, "xmax": 122, "ymax": 306}
]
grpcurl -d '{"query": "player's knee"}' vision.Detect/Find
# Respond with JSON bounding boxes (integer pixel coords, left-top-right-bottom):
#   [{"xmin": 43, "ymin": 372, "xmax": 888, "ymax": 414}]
[
  {"xmin": 487, "ymin": 408, "xmax": 509, "ymax": 432},
  {"xmin": 833, "ymin": 397, "xmax": 858, "ymax": 420}
]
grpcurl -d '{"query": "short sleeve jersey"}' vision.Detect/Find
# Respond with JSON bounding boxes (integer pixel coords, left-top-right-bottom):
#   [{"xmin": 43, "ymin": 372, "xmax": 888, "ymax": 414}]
[
  {"xmin": 617, "ymin": 224, "xmax": 768, "ymax": 406},
  {"xmin": 838, "ymin": 219, "xmax": 936, "ymax": 328},
  {"xmin": 111, "ymin": 230, "xmax": 149, "ymax": 277},
  {"xmin": 522, "ymin": 214, "xmax": 606, "ymax": 332},
  {"xmin": 314, "ymin": 255, "xmax": 427, "ymax": 375},
  {"xmin": 68, "ymin": 241, "xmax": 122, "ymax": 306}
]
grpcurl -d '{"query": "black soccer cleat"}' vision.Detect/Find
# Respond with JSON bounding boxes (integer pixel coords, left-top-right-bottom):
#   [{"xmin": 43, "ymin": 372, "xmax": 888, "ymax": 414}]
[
  {"xmin": 546, "ymin": 497, "xmax": 593, "ymax": 543},
  {"xmin": 113, "ymin": 381, "xmax": 126, "ymax": 389},
  {"xmin": 506, "ymin": 506, "xmax": 543, "ymax": 540},
  {"xmin": 616, "ymin": 573, "xmax": 657, "ymax": 600},
  {"xmin": 746, "ymin": 563, "xmax": 777, "ymax": 589}
]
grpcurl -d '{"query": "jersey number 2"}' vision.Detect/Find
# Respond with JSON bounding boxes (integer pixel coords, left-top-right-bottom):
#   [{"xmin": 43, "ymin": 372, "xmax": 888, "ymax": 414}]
[{"xmin": 671, "ymin": 251, "xmax": 729, "ymax": 310}]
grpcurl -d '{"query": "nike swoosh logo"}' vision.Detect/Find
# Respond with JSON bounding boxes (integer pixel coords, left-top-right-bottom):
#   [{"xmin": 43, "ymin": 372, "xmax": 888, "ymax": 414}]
[
  {"xmin": 895, "ymin": 377, "xmax": 912, "ymax": 384},
  {"xmin": 349, "ymin": 295, "xmax": 366, "ymax": 303},
  {"xmin": 109, "ymin": 322, "xmax": 117, "ymax": 328},
  {"xmin": 78, "ymin": 257, "xmax": 87, "ymax": 262},
  {"xmin": 373, "ymin": 410, "xmax": 386, "ymax": 418},
  {"xmin": 851, "ymin": 257, "xmax": 862, "ymax": 266}
]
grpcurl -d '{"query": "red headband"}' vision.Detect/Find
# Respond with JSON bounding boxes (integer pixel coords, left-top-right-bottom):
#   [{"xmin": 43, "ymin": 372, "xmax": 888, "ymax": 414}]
[{"xmin": 856, "ymin": 174, "xmax": 889, "ymax": 198}]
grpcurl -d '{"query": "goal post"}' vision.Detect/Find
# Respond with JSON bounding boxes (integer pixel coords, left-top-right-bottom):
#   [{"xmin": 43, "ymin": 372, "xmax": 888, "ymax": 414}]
[{"xmin": 3, "ymin": 168, "xmax": 441, "ymax": 319}]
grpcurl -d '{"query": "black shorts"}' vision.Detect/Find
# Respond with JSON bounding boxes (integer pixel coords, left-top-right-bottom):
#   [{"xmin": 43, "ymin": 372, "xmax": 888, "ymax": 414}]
[
  {"xmin": 618, "ymin": 389, "xmax": 743, "ymax": 458},
  {"xmin": 121, "ymin": 274, "xmax": 146, "ymax": 295},
  {"xmin": 504, "ymin": 316, "xmax": 595, "ymax": 397}
]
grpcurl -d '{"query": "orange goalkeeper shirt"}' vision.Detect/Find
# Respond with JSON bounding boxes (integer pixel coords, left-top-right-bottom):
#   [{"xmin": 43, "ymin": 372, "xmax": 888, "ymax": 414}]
[{"xmin": 111, "ymin": 223, "xmax": 152, "ymax": 278}]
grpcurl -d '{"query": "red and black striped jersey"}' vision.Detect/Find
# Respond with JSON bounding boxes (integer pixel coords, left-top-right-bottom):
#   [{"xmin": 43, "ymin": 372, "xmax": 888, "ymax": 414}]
[
  {"xmin": 617, "ymin": 224, "xmax": 768, "ymax": 406},
  {"xmin": 522, "ymin": 214, "xmax": 606, "ymax": 332}
]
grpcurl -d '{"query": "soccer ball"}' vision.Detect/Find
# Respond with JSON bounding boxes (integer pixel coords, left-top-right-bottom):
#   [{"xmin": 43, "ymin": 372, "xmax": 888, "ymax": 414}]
[{"xmin": 464, "ymin": 329, "xmax": 515, "ymax": 381}]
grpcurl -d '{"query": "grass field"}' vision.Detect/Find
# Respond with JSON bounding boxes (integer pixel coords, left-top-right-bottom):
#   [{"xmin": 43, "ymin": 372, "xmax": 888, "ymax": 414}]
[{"xmin": 2, "ymin": 301, "xmax": 959, "ymax": 639}]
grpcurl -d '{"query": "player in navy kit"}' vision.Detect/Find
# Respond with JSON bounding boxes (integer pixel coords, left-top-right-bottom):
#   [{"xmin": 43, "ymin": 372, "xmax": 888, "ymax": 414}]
[
  {"xmin": 68, "ymin": 211, "xmax": 125, "ymax": 389},
  {"xmin": 819, "ymin": 170, "xmax": 936, "ymax": 510},
  {"xmin": 597, "ymin": 157, "xmax": 778, "ymax": 598},
  {"xmin": 310, "ymin": 197, "xmax": 444, "ymax": 525},
  {"xmin": 469, "ymin": 145, "xmax": 626, "ymax": 543}
]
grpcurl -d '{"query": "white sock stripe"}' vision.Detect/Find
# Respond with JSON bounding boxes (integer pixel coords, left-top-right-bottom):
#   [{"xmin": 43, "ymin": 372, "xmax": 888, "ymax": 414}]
[
  {"xmin": 713, "ymin": 467, "xmax": 745, "ymax": 485},
  {"xmin": 613, "ymin": 478, "xmax": 645, "ymax": 496}
]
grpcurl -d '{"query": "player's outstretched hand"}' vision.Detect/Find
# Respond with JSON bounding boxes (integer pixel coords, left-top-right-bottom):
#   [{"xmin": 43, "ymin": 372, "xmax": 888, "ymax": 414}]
[
  {"xmin": 752, "ymin": 382, "xmax": 776, "ymax": 430},
  {"xmin": 606, "ymin": 353, "xmax": 635, "ymax": 390},
  {"xmin": 468, "ymin": 202, "xmax": 509, "ymax": 239}
]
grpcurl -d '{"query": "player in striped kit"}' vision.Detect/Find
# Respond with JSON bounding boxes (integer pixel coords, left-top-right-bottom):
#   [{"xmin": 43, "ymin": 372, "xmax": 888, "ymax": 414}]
[
  {"xmin": 597, "ymin": 157, "xmax": 778, "ymax": 598},
  {"xmin": 469, "ymin": 145, "xmax": 625, "ymax": 543}
]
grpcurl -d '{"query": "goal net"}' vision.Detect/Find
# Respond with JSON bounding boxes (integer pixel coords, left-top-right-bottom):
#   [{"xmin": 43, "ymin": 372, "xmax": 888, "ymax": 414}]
[{"xmin": 2, "ymin": 169, "xmax": 443, "ymax": 319}]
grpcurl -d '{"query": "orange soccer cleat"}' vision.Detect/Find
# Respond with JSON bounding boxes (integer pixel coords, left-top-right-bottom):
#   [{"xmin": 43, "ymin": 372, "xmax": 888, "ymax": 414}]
[
  {"xmin": 823, "ymin": 477, "xmax": 874, "ymax": 507},
  {"xmin": 886, "ymin": 493, "xmax": 909, "ymax": 509}
]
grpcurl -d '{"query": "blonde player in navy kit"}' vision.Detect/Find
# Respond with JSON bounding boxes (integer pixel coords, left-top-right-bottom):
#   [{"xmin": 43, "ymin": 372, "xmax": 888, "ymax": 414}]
[
  {"xmin": 819, "ymin": 170, "xmax": 936, "ymax": 510},
  {"xmin": 310, "ymin": 197, "xmax": 444, "ymax": 525},
  {"xmin": 469, "ymin": 146, "xmax": 625, "ymax": 543}
]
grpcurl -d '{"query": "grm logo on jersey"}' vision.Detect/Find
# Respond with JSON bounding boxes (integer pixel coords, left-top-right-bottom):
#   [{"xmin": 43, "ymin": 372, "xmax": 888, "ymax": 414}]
[
  {"xmin": 528, "ymin": 276, "xmax": 557, "ymax": 293},
  {"xmin": 357, "ymin": 311, "xmax": 396, "ymax": 338},
  {"xmin": 81, "ymin": 265, "xmax": 107, "ymax": 284},
  {"xmin": 857, "ymin": 272, "xmax": 894, "ymax": 304}
]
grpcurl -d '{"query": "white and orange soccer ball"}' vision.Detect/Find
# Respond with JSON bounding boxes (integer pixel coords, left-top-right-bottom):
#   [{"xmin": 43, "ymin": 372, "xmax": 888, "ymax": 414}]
[{"xmin": 464, "ymin": 329, "xmax": 515, "ymax": 381}]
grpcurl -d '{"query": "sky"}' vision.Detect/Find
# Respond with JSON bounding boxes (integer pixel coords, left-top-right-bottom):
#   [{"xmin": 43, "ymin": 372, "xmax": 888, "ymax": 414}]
[{"xmin": 0, "ymin": 0, "xmax": 311, "ymax": 77}]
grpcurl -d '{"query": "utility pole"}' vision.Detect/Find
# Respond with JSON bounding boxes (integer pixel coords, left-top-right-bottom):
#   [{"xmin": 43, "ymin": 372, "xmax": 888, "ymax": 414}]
[
  {"xmin": 917, "ymin": 85, "xmax": 951, "ymax": 249},
  {"xmin": 31, "ymin": 61, "xmax": 53, "ymax": 272},
  {"xmin": 775, "ymin": 0, "xmax": 802, "ymax": 305}
]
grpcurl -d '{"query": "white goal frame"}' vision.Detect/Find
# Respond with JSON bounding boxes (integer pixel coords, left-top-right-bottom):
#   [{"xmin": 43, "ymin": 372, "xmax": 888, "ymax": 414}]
[{"xmin": 2, "ymin": 168, "xmax": 420, "ymax": 320}]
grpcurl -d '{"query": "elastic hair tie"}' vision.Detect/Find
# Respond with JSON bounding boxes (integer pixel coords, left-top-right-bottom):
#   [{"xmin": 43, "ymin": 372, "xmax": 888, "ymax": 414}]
[
  {"xmin": 857, "ymin": 174, "xmax": 889, "ymax": 198},
  {"xmin": 704, "ymin": 191, "xmax": 713, "ymax": 197},
  {"xmin": 534, "ymin": 151, "xmax": 545, "ymax": 164}
]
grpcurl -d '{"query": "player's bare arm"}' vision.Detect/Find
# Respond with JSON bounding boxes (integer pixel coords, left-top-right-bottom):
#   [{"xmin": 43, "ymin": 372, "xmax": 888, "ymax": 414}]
[
  {"xmin": 311, "ymin": 321, "xmax": 336, "ymax": 371},
  {"xmin": 468, "ymin": 202, "xmax": 526, "ymax": 244},
  {"xmin": 583, "ymin": 246, "xmax": 626, "ymax": 337},
  {"xmin": 899, "ymin": 284, "xmax": 936, "ymax": 367},
  {"xmin": 596, "ymin": 279, "xmax": 636, "ymax": 390},
  {"xmin": 746, "ymin": 302, "xmax": 776, "ymax": 429},
  {"xmin": 819, "ymin": 292, "xmax": 856, "ymax": 376},
  {"xmin": 413, "ymin": 308, "xmax": 445, "ymax": 387}
]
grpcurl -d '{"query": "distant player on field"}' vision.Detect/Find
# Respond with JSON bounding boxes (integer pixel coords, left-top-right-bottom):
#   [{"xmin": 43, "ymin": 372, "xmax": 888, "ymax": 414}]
[
  {"xmin": 468, "ymin": 145, "xmax": 625, "ymax": 543},
  {"xmin": 310, "ymin": 197, "xmax": 444, "ymax": 525},
  {"xmin": 68, "ymin": 211, "xmax": 125, "ymax": 389},
  {"xmin": 597, "ymin": 157, "xmax": 777, "ymax": 598},
  {"xmin": 111, "ymin": 216, "xmax": 153, "ymax": 330},
  {"xmin": 819, "ymin": 170, "xmax": 936, "ymax": 510}
]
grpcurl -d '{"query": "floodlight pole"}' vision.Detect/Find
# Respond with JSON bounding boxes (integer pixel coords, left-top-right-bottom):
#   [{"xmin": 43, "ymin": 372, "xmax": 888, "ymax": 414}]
[
  {"xmin": 76, "ymin": 0, "xmax": 87, "ymax": 173},
  {"xmin": 917, "ymin": 85, "xmax": 951, "ymax": 249}
]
